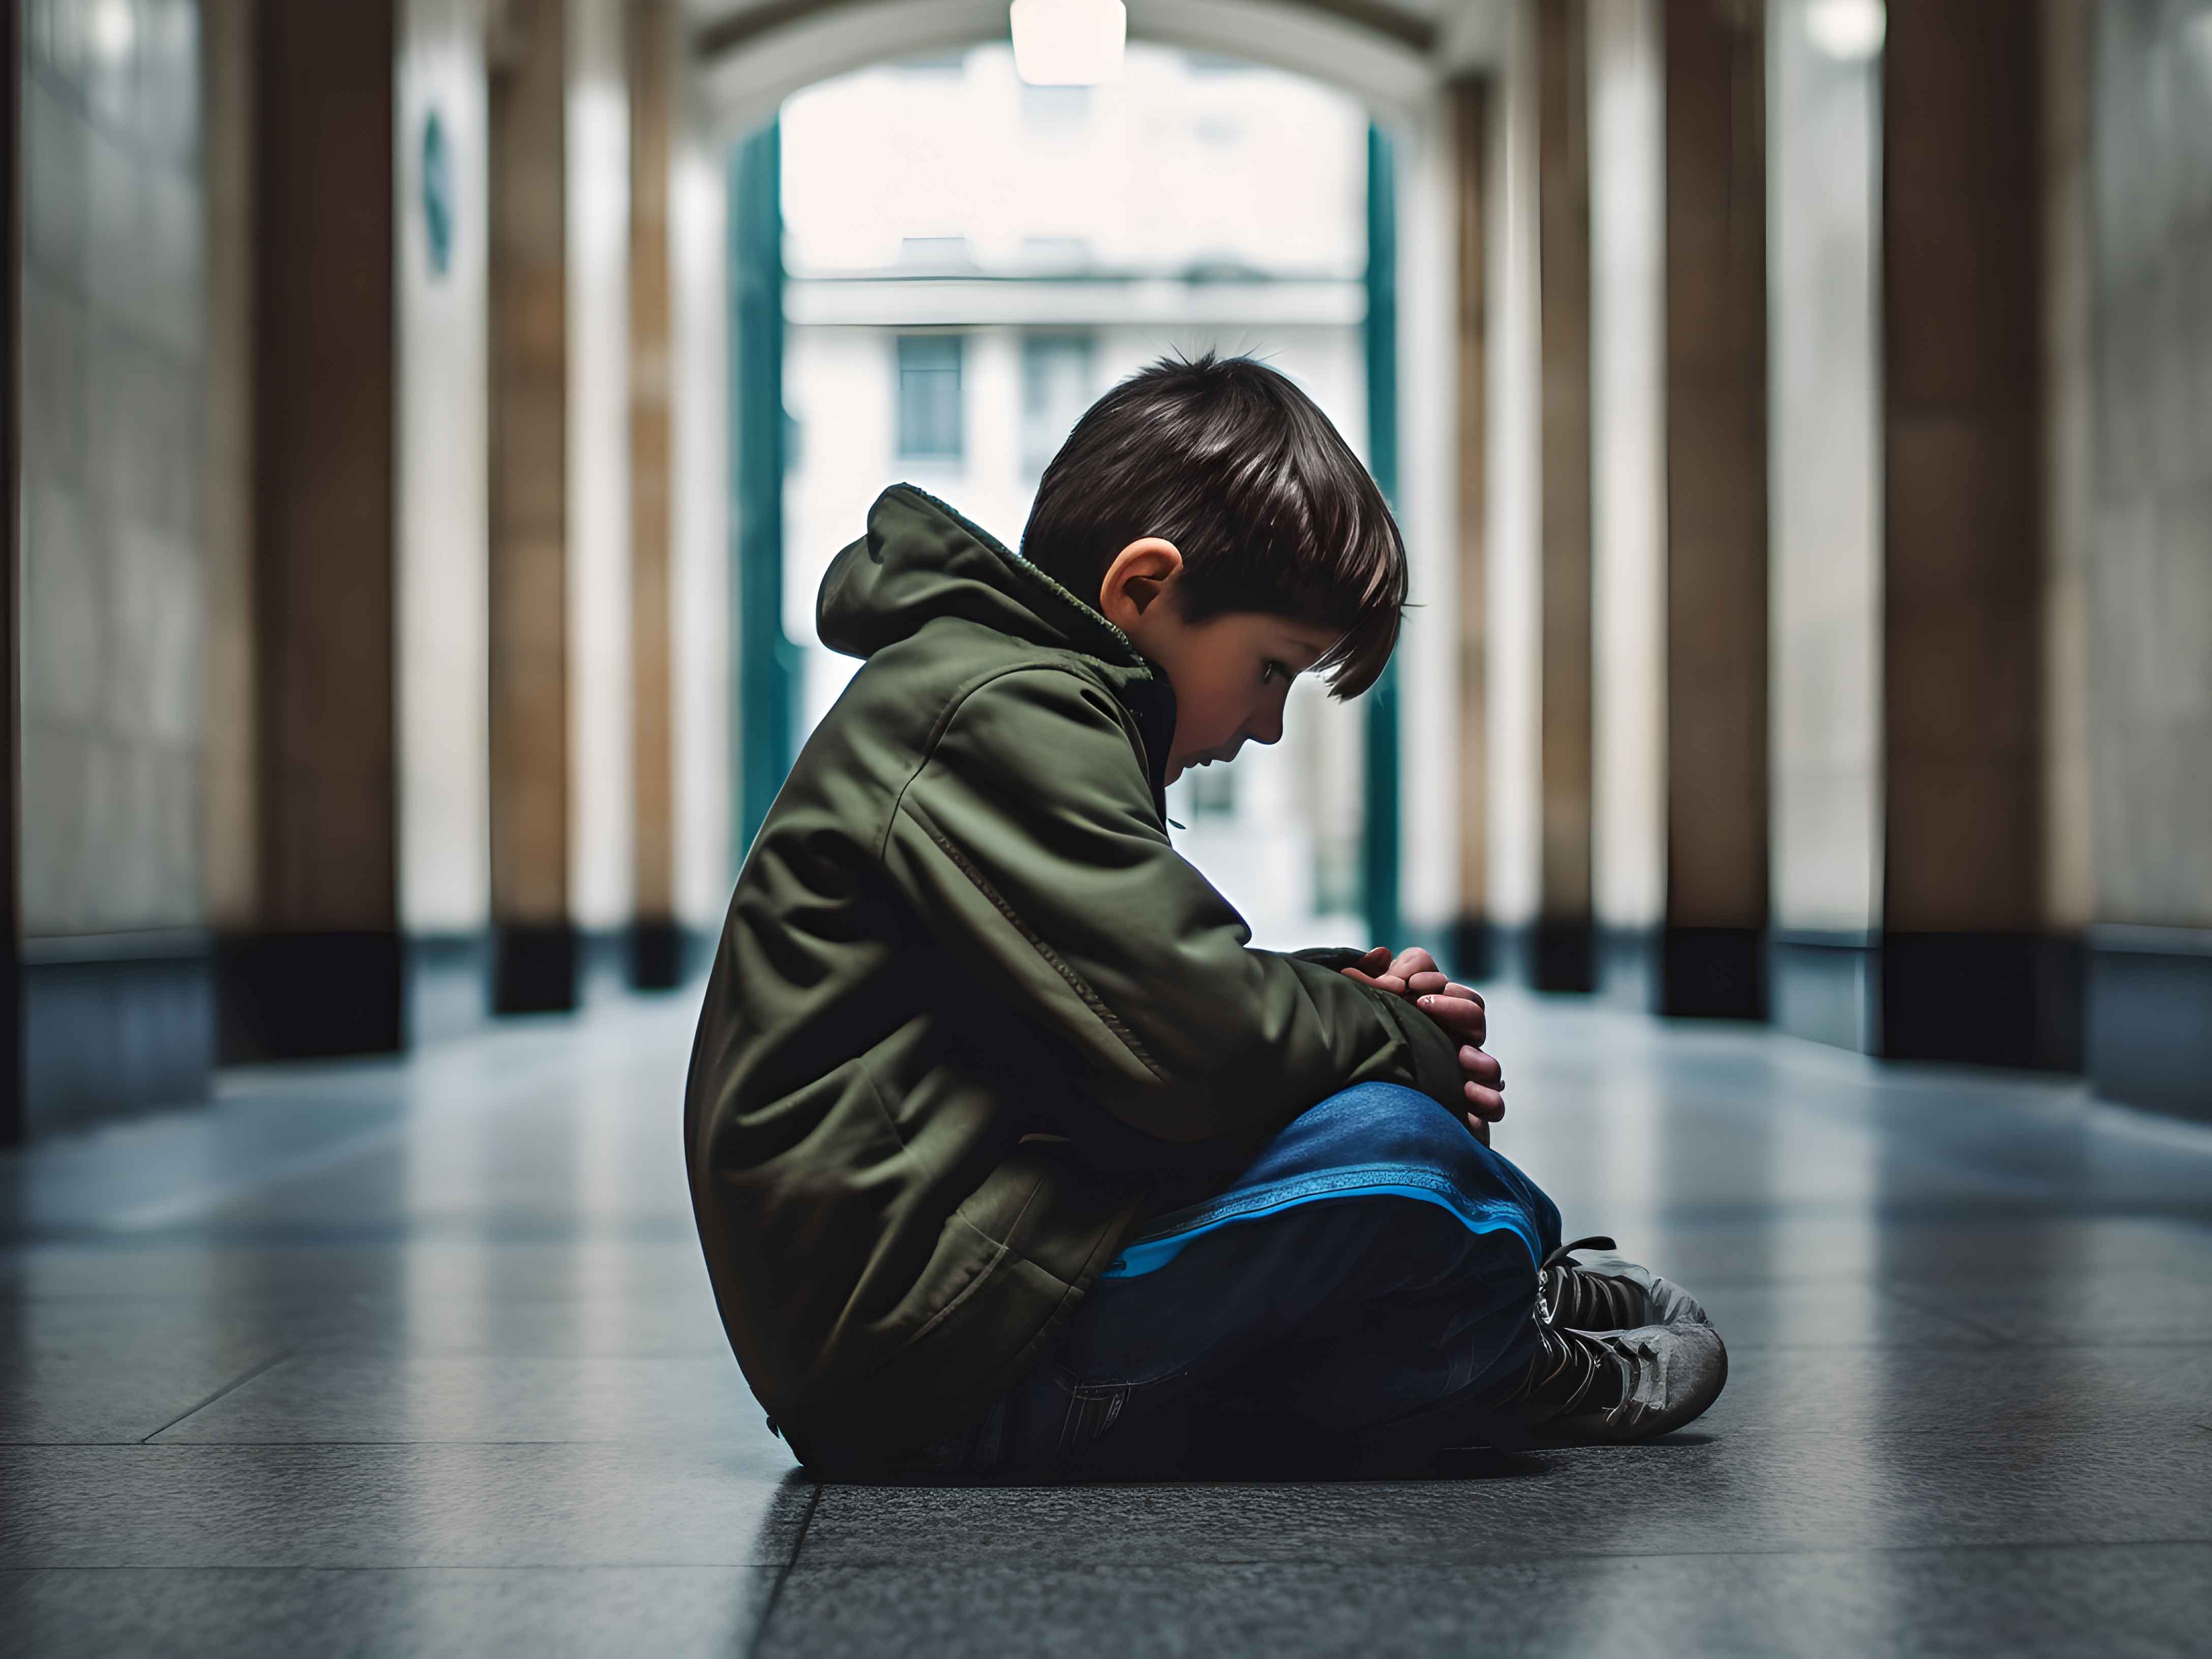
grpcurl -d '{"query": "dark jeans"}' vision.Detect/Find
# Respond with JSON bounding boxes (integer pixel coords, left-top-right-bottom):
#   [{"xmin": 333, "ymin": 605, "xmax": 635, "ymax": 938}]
[{"xmin": 871, "ymin": 1081, "xmax": 1565, "ymax": 1480}]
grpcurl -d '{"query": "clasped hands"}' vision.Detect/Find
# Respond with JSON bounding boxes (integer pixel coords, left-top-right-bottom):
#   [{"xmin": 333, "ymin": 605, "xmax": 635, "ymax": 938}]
[{"xmin": 1340, "ymin": 946, "xmax": 1504, "ymax": 1144}]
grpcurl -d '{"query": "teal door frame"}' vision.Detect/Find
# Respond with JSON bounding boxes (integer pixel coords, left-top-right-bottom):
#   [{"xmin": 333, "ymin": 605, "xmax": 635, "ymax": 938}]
[
  {"xmin": 731, "ymin": 118, "xmax": 802, "ymax": 867},
  {"xmin": 1362, "ymin": 119, "xmax": 1401, "ymax": 950}
]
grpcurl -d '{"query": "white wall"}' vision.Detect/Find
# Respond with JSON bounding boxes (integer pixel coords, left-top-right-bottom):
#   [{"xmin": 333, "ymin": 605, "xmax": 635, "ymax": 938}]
[
  {"xmin": 670, "ymin": 118, "xmax": 733, "ymax": 932},
  {"xmin": 1587, "ymin": 0, "xmax": 1664, "ymax": 931},
  {"xmin": 1766, "ymin": 0, "xmax": 1884, "ymax": 936},
  {"xmin": 396, "ymin": 0, "xmax": 492, "ymax": 937},
  {"xmin": 1484, "ymin": 0, "xmax": 1542, "ymax": 931},
  {"xmin": 1393, "ymin": 101, "xmax": 1464, "ymax": 940},
  {"xmin": 565, "ymin": 0, "xmax": 635, "ymax": 933}
]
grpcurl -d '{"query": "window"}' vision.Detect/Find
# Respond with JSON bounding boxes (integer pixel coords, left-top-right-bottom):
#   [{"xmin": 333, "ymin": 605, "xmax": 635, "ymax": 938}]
[
  {"xmin": 1020, "ymin": 333, "xmax": 1095, "ymax": 474},
  {"xmin": 897, "ymin": 334, "xmax": 965, "ymax": 460}
]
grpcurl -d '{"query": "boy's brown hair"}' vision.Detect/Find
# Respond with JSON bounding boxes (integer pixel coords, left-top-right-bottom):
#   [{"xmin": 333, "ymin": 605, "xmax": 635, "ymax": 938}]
[{"xmin": 1019, "ymin": 349, "xmax": 1406, "ymax": 697}]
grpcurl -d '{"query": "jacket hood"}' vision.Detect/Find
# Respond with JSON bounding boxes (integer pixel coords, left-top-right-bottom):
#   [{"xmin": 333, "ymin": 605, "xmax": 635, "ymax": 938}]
[
  {"xmin": 818, "ymin": 484, "xmax": 1153, "ymax": 676},
  {"xmin": 817, "ymin": 485, "xmax": 1180, "ymax": 808}
]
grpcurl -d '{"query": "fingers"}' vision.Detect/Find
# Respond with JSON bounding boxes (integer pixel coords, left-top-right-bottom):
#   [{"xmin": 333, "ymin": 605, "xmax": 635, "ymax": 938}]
[
  {"xmin": 1458, "ymin": 1043, "xmax": 1502, "ymax": 1089},
  {"xmin": 1414, "ymin": 992, "xmax": 1488, "ymax": 1048},
  {"xmin": 1462, "ymin": 1112, "xmax": 1492, "ymax": 1147},
  {"xmin": 1339, "ymin": 967, "xmax": 1409, "ymax": 995},
  {"xmin": 1388, "ymin": 946, "xmax": 1438, "ymax": 982},
  {"xmin": 1463, "ymin": 1079, "xmax": 1506, "ymax": 1122}
]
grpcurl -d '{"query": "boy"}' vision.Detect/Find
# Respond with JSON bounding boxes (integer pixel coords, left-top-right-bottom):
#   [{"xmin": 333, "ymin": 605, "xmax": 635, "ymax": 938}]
[{"xmin": 683, "ymin": 351, "xmax": 1724, "ymax": 1479}]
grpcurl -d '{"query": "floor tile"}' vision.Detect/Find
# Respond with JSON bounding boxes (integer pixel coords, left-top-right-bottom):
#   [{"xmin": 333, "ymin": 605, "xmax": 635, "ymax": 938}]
[
  {"xmin": 0, "ymin": 1565, "xmax": 778, "ymax": 1659},
  {"xmin": 0, "ymin": 1300, "xmax": 292, "ymax": 1441},
  {"xmin": 0, "ymin": 1446, "xmax": 808, "ymax": 1569},
  {"xmin": 796, "ymin": 1427, "xmax": 2212, "ymax": 1568},
  {"xmin": 758, "ymin": 1546, "xmax": 2212, "ymax": 1659},
  {"xmin": 152, "ymin": 1355, "xmax": 776, "ymax": 1446}
]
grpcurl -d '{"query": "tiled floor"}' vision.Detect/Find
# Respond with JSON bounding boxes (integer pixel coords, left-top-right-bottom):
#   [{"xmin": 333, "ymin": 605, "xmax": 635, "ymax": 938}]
[{"xmin": 4, "ymin": 989, "xmax": 2209, "ymax": 1656}]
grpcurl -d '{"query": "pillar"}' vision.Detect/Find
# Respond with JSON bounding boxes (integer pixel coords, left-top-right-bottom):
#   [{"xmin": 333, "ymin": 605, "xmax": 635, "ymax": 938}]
[
  {"xmin": 1877, "ymin": 0, "xmax": 2047, "ymax": 1064},
  {"xmin": 1534, "ymin": 0, "xmax": 1594, "ymax": 990},
  {"xmin": 1448, "ymin": 76, "xmax": 1490, "ymax": 978},
  {"xmin": 225, "ymin": 0, "xmax": 404, "ymax": 1060},
  {"xmin": 1660, "ymin": 0, "xmax": 1768, "ymax": 1016},
  {"xmin": 628, "ymin": 0, "xmax": 682, "ymax": 989}
]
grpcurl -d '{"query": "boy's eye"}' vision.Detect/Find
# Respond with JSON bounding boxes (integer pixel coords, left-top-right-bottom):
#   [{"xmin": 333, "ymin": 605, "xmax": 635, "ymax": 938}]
[{"xmin": 1261, "ymin": 659, "xmax": 1289, "ymax": 685}]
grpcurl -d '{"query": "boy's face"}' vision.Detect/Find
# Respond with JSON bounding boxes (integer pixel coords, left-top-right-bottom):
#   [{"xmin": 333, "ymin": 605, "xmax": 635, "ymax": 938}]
[{"xmin": 1096, "ymin": 539, "xmax": 1343, "ymax": 786}]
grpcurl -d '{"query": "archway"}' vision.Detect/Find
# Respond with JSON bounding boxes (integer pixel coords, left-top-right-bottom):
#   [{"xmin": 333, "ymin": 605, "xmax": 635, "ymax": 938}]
[{"xmin": 698, "ymin": 0, "xmax": 1493, "ymax": 953}]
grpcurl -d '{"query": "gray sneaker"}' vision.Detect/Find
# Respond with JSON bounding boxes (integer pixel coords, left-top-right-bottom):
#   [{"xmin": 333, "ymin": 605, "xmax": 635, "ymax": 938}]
[
  {"xmin": 1545, "ymin": 1319, "xmax": 1729, "ymax": 1442},
  {"xmin": 1492, "ymin": 1315, "xmax": 1728, "ymax": 1443},
  {"xmin": 1540, "ymin": 1235, "xmax": 1712, "ymax": 1332}
]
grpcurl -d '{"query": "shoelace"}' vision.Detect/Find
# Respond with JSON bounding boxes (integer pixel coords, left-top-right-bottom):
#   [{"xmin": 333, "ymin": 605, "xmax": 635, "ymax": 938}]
[
  {"xmin": 1538, "ymin": 1234, "xmax": 1644, "ymax": 1331},
  {"xmin": 1502, "ymin": 1319, "xmax": 1627, "ymax": 1424}
]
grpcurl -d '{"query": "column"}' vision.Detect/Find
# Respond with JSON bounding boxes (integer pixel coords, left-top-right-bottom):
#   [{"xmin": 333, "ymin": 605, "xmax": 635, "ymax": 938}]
[
  {"xmin": 1534, "ymin": 0, "xmax": 1594, "ymax": 990},
  {"xmin": 226, "ymin": 0, "xmax": 405, "ymax": 1060},
  {"xmin": 1660, "ymin": 0, "xmax": 1768, "ymax": 1016},
  {"xmin": 628, "ymin": 0, "xmax": 682, "ymax": 988},
  {"xmin": 1447, "ymin": 75, "xmax": 1490, "ymax": 978}
]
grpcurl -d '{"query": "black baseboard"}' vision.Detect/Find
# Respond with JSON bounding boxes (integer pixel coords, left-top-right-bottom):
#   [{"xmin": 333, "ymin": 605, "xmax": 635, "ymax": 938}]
[
  {"xmin": 1446, "ymin": 919, "xmax": 1595, "ymax": 993},
  {"xmin": 1529, "ymin": 917, "xmax": 1595, "ymax": 993},
  {"xmin": 1772, "ymin": 929, "xmax": 2083, "ymax": 1069},
  {"xmin": 1597, "ymin": 925, "xmax": 1767, "ymax": 1019},
  {"xmin": 1661, "ymin": 926, "xmax": 1767, "ymax": 1020},
  {"xmin": 493, "ymin": 922, "xmax": 577, "ymax": 1015},
  {"xmin": 217, "ymin": 930, "xmax": 405, "ymax": 1062},
  {"xmin": 22, "ymin": 931, "xmax": 214, "ymax": 1135},
  {"xmin": 628, "ymin": 917, "xmax": 691, "ymax": 991},
  {"xmin": 407, "ymin": 931, "xmax": 490, "ymax": 1045},
  {"xmin": 2085, "ymin": 926, "xmax": 2212, "ymax": 1122},
  {"xmin": 1882, "ymin": 932, "xmax": 2081, "ymax": 1070},
  {"xmin": 1447, "ymin": 918, "xmax": 1498, "ymax": 984}
]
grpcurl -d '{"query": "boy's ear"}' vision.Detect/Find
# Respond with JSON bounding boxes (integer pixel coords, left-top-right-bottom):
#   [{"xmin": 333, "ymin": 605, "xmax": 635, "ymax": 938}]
[{"xmin": 1097, "ymin": 537, "xmax": 1184, "ymax": 627}]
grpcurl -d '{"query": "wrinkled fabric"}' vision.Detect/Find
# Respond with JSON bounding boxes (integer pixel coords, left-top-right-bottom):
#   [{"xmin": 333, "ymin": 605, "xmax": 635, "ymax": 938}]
[
  {"xmin": 798, "ymin": 1083, "xmax": 1563, "ymax": 1480},
  {"xmin": 685, "ymin": 485, "xmax": 1468, "ymax": 1466}
]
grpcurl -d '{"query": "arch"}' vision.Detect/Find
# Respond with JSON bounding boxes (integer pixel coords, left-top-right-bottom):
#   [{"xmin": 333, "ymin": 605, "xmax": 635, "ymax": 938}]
[{"xmin": 692, "ymin": 0, "xmax": 1462, "ymax": 135}]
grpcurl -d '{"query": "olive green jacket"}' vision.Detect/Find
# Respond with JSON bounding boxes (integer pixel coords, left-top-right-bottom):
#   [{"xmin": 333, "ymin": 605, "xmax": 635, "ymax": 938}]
[{"xmin": 683, "ymin": 483, "xmax": 1466, "ymax": 1465}]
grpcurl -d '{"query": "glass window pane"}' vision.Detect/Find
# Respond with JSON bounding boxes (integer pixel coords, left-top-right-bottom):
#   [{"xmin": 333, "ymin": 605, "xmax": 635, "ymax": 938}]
[{"xmin": 897, "ymin": 334, "xmax": 964, "ymax": 459}]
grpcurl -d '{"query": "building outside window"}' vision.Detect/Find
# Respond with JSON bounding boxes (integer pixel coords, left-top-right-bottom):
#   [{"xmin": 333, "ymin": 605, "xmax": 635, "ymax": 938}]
[
  {"xmin": 1020, "ymin": 332, "xmax": 1095, "ymax": 474},
  {"xmin": 896, "ymin": 333, "xmax": 965, "ymax": 459}
]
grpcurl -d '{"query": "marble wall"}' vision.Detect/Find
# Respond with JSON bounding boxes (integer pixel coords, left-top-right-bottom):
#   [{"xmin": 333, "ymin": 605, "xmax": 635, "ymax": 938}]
[
  {"xmin": 1764, "ymin": 0, "xmax": 1884, "ymax": 1048},
  {"xmin": 19, "ymin": 0, "xmax": 207, "ymax": 942},
  {"xmin": 18, "ymin": 0, "xmax": 213, "ymax": 1127},
  {"xmin": 2082, "ymin": 0, "xmax": 2212, "ymax": 1115},
  {"xmin": 2088, "ymin": 0, "xmax": 2212, "ymax": 930}
]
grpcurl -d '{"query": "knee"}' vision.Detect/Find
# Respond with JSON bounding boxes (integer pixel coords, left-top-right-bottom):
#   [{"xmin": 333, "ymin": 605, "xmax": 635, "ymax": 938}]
[{"xmin": 1311, "ymin": 1081, "xmax": 1479, "ymax": 1172}]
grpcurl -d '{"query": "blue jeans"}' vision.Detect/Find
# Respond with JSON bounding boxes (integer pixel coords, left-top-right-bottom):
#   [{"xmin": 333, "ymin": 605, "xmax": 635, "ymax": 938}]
[{"xmin": 893, "ymin": 1081, "xmax": 1564, "ymax": 1479}]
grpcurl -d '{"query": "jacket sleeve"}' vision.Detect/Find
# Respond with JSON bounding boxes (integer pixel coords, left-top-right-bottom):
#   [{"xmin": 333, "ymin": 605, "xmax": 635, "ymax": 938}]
[{"xmin": 880, "ymin": 666, "xmax": 1466, "ymax": 1144}]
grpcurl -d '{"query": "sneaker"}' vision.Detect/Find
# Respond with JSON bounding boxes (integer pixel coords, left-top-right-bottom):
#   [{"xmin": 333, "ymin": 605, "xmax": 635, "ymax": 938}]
[
  {"xmin": 1499, "ymin": 1317, "xmax": 1729, "ymax": 1443},
  {"xmin": 1539, "ymin": 1235, "xmax": 1711, "ymax": 1333}
]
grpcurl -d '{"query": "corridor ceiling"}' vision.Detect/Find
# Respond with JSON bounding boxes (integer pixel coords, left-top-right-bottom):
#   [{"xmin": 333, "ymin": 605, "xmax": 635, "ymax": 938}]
[{"xmin": 684, "ymin": 0, "xmax": 1508, "ymax": 132}]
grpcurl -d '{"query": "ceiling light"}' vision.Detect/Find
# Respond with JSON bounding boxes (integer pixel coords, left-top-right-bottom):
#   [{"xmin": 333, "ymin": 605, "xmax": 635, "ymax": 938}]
[
  {"xmin": 1010, "ymin": 0, "xmax": 1126, "ymax": 86},
  {"xmin": 1806, "ymin": 0, "xmax": 1886, "ymax": 62}
]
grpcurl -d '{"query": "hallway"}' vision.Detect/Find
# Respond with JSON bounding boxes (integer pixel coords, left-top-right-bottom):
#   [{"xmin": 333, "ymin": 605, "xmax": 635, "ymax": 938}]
[{"xmin": 4, "ymin": 988, "xmax": 2208, "ymax": 1656}]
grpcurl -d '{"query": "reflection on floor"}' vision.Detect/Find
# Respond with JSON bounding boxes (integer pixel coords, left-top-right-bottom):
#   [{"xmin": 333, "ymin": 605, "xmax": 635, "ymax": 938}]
[{"xmin": 4, "ymin": 988, "xmax": 2210, "ymax": 1656}]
